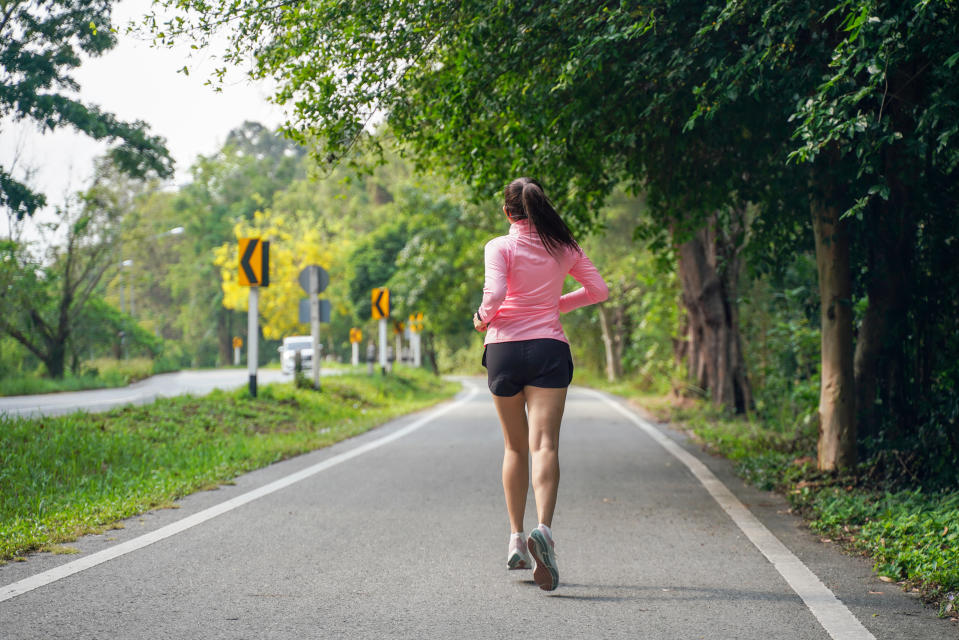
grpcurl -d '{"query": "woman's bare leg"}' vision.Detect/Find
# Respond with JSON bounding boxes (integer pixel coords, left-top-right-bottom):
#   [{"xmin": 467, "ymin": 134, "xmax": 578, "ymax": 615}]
[
  {"xmin": 492, "ymin": 391, "xmax": 529, "ymax": 533},
  {"xmin": 525, "ymin": 386, "xmax": 567, "ymax": 528}
]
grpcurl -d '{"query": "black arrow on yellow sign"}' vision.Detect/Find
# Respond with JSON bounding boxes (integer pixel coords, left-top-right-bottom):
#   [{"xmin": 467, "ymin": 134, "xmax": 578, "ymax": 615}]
[
  {"xmin": 238, "ymin": 238, "xmax": 270, "ymax": 287},
  {"xmin": 371, "ymin": 287, "xmax": 389, "ymax": 319},
  {"xmin": 240, "ymin": 239, "xmax": 258, "ymax": 283}
]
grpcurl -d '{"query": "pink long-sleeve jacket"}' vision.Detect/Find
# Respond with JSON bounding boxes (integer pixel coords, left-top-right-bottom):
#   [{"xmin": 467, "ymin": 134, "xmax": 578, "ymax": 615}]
[{"xmin": 478, "ymin": 218, "xmax": 608, "ymax": 346}]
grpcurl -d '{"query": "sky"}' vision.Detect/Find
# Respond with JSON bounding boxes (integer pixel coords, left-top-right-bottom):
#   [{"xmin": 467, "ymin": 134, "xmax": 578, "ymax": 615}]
[{"xmin": 0, "ymin": 0, "xmax": 285, "ymax": 233}]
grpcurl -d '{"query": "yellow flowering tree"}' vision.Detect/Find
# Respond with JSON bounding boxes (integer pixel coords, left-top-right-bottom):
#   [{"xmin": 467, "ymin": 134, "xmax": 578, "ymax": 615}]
[{"xmin": 214, "ymin": 208, "xmax": 344, "ymax": 340}]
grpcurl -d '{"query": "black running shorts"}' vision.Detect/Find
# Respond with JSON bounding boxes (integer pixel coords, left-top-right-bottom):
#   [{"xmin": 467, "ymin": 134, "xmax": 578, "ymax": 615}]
[{"xmin": 482, "ymin": 338, "xmax": 574, "ymax": 397}]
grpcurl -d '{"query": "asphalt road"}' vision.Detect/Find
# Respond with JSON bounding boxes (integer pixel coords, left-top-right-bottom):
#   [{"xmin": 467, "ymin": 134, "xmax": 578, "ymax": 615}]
[
  {"xmin": 0, "ymin": 379, "xmax": 953, "ymax": 639},
  {"xmin": 0, "ymin": 368, "xmax": 314, "ymax": 417}
]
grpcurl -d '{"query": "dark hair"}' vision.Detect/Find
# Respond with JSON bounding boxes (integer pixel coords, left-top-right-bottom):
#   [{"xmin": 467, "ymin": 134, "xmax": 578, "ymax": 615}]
[{"xmin": 504, "ymin": 177, "xmax": 579, "ymax": 256}]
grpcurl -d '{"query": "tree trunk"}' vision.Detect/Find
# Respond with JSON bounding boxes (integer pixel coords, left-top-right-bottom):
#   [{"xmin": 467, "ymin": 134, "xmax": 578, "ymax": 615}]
[
  {"xmin": 674, "ymin": 211, "xmax": 752, "ymax": 413},
  {"xmin": 853, "ymin": 217, "xmax": 909, "ymax": 444},
  {"xmin": 854, "ymin": 139, "xmax": 915, "ymax": 446},
  {"xmin": 597, "ymin": 303, "xmax": 624, "ymax": 382},
  {"xmin": 672, "ymin": 309, "xmax": 689, "ymax": 375},
  {"xmin": 217, "ymin": 308, "xmax": 234, "ymax": 366},
  {"xmin": 41, "ymin": 338, "xmax": 67, "ymax": 378},
  {"xmin": 811, "ymin": 194, "xmax": 856, "ymax": 471},
  {"xmin": 853, "ymin": 297, "xmax": 886, "ymax": 442},
  {"xmin": 424, "ymin": 332, "xmax": 439, "ymax": 373}
]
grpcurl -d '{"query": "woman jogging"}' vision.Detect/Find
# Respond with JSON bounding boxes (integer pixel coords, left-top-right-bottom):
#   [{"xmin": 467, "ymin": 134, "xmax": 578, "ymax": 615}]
[{"xmin": 473, "ymin": 177, "xmax": 608, "ymax": 591}]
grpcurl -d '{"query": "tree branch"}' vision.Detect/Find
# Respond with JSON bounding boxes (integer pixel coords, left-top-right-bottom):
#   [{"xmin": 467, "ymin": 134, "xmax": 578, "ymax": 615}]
[
  {"xmin": 70, "ymin": 256, "xmax": 114, "ymax": 326},
  {"xmin": 0, "ymin": 319, "xmax": 47, "ymax": 363},
  {"xmin": 27, "ymin": 307, "xmax": 52, "ymax": 344}
]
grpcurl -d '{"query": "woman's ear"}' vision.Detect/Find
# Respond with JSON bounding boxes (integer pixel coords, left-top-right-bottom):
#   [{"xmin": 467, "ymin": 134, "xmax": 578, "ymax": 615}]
[{"xmin": 503, "ymin": 206, "xmax": 512, "ymax": 222}]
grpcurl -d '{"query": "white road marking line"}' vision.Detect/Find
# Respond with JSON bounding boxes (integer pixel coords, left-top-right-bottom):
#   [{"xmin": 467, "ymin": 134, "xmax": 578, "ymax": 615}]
[
  {"xmin": 0, "ymin": 384, "xmax": 479, "ymax": 604},
  {"xmin": 586, "ymin": 389, "xmax": 875, "ymax": 640}
]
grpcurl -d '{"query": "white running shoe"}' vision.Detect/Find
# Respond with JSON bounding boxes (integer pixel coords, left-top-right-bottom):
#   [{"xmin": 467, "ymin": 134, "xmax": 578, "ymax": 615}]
[
  {"xmin": 507, "ymin": 533, "xmax": 533, "ymax": 570},
  {"xmin": 527, "ymin": 525, "xmax": 558, "ymax": 590}
]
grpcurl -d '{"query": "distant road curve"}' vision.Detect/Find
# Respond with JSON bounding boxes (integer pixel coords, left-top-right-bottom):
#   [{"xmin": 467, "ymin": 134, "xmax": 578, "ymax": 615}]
[{"xmin": 0, "ymin": 368, "xmax": 342, "ymax": 418}]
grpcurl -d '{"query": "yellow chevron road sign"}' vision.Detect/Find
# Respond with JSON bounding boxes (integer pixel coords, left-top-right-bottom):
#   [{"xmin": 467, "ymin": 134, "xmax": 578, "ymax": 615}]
[
  {"xmin": 238, "ymin": 238, "xmax": 270, "ymax": 287},
  {"xmin": 371, "ymin": 288, "xmax": 390, "ymax": 319}
]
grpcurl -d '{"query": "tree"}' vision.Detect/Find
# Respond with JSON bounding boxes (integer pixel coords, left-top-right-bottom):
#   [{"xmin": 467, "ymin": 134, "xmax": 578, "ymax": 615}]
[
  {"xmin": 691, "ymin": 1, "xmax": 959, "ymax": 474},
  {"xmin": 385, "ymin": 182, "xmax": 501, "ymax": 370},
  {"xmin": 107, "ymin": 188, "xmax": 184, "ymax": 340},
  {"xmin": 153, "ymin": 0, "xmax": 959, "ymax": 477},
  {"xmin": 70, "ymin": 296, "xmax": 161, "ymax": 370},
  {"xmin": 162, "ymin": 122, "xmax": 307, "ymax": 366},
  {"xmin": 0, "ymin": 162, "xmax": 128, "ymax": 377},
  {"xmin": 215, "ymin": 208, "xmax": 339, "ymax": 341},
  {"xmin": 148, "ymin": 0, "xmax": 764, "ymax": 411},
  {"xmin": 574, "ymin": 192, "xmax": 681, "ymax": 385},
  {"xmin": 0, "ymin": 0, "xmax": 172, "ymax": 218},
  {"xmin": 207, "ymin": 140, "xmax": 425, "ymax": 362}
]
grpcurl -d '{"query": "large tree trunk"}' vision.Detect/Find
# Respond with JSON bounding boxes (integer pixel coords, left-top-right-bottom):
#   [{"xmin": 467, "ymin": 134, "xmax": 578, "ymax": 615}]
[
  {"xmin": 675, "ymin": 211, "xmax": 752, "ymax": 413},
  {"xmin": 853, "ymin": 296, "xmax": 886, "ymax": 442},
  {"xmin": 853, "ymin": 196, "xmax": 910, "ymax": 444},
  {"xmin": 25, "ymin": 307, "xmax": 68, "ymax": 378},
  {"xmin": 811, "ymin": 193, "xmax": 856, "ymax": 471},
  {"xmin": 854, "ymin": 94, "xmax": 918, "ymax": 446},
  {"xmin": 40, "ymin": 337, "xmax": 67, "ymax": 378}
]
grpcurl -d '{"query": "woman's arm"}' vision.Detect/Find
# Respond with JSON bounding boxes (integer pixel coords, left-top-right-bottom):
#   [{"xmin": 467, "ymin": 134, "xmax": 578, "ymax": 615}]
[
  {"xmin": 559, "ymin": 250, "xmax": 608, "ymax": 313},
  {"xmin": 477, "ymin": 238, "xmax": 509, "ymax": 324}
]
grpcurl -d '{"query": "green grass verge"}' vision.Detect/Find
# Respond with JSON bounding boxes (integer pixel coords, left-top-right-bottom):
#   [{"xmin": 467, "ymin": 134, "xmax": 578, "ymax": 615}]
[
  {"xmin": 0, "ymin": 358, "xmax": 157, "ymax": 397},
  {"xmin": 582, "ymin": 378, "xmax": 959, "ymax": 617},
  {"xmin": 0, "ymin": 368, "xmax": 459, "ymax": 562},
  {"xmin": 0, "ymin": 374, "xmax": 115, "ymax": 397}
]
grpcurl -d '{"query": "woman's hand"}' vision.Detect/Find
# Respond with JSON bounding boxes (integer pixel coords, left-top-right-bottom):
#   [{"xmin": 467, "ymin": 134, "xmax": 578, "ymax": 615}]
[{"xmin": 473, "ymin": 313, "xmax": 488, "ymax": 332}]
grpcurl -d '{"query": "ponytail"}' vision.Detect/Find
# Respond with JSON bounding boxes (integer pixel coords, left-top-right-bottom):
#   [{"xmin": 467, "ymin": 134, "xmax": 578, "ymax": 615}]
[{"xmin": 504, "ymin": 177, "xmax": 579, "ymax": 257}]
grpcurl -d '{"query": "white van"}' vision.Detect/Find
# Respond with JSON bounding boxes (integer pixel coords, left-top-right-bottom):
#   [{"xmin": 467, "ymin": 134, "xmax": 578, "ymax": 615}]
[{"xmin": 279, "ymin": 336, "xmax": 317, "ymax": 374}]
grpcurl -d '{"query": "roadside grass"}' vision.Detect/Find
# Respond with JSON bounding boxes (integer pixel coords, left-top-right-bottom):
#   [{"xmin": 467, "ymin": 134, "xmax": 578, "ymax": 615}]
[
  {"xmin": 0, "ymin": 368, "xmax": 459, "ymax": 562},
  {"xmin": 573, "ymin": 368, "xmax": 674, "ymax": 401},
  {"xmin": 0, "ymin": 358, "xmax": 359, "ymax": 395},
  {"xmin": 0, "ymin": 374, "xmax": 114, "ymax": 397},
  {"xmin": 583, "ymin": 377, "xmax": 959, "ymax": 618},
  {"xmin": 0, "ymin": 358, "xmax": 156, "ymax": 397}
]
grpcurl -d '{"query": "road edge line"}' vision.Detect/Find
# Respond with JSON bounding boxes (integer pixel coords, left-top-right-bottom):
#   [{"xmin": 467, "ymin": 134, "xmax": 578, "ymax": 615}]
[
  {"xmin": 0, "ymin": 383, "xmax": 479, "ymax": 604},
  {"xmin": 585, "ymin": 389, "xmax": 875, "ymax": 640}
]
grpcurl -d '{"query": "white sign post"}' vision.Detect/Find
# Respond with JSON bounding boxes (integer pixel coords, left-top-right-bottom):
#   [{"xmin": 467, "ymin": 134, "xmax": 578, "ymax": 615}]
[
  {"xmin": 371, "ymin": 288, "xmax": 390, "ymax": 374},
  {"xmin": 238, "ymin": 237, "xmax": 269, "ymax": 398},
  {"xmin": 378, "ymin": 318, "xmax": 387, "ymax": 372},
  {"xmin": 413, "ymin": 330, "xmax": 422, "ymax": 367},
  {"xmin": 298, "ymin": 265, "xmax": 329, "ymax": 391},
  {"xmin": 409, "ymin": 312, "xmax": 423, "ymax": 368},
  {"xmin": 309, "ymin": 269, "xmax": 321, "ymax": 390},
  {"xmin": 349, "ymin": 328, "xmax": 362, "ymax": 366},
  {"xmin": 247, "ymin": 287, "xmax": 259, "ymax": 397}
]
